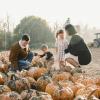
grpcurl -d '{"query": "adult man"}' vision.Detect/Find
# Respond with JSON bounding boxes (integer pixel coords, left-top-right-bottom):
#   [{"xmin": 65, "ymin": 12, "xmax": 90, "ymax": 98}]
[{"xmin": 9, "ymin": 34, "xmax": 35, "ymax": 71}]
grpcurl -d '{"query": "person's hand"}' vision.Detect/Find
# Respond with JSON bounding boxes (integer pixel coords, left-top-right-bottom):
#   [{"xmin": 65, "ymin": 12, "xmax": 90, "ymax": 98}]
[{"xmin": 60, "ymin": 61, "xmax": 65, "ymax": 66}]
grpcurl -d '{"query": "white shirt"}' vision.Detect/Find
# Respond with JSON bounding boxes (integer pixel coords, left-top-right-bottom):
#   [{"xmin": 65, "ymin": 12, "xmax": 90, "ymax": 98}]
[{"xmin": 19, "ymin": 40, "xmax": 29, "ymax": 50}]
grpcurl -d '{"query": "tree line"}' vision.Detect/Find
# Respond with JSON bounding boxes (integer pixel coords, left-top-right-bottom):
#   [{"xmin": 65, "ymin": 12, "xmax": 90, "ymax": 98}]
[{"xmin": 0, "ymin": 16, "xmax": 55, "ymax": 51}]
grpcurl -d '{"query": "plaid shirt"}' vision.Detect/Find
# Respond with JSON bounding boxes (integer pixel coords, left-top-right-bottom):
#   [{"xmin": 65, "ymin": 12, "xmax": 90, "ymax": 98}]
[{"xmin": 55, "ymin": 39, "xmax": 68, "ymax": 61}]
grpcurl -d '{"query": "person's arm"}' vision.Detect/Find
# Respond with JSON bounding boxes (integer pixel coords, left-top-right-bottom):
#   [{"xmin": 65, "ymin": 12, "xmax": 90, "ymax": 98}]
[
  {"xmin": 64, "ymin": 40, "xmax": 69, "ymax": 54},
  {"xmin": 64, "ymin": 48, "xmax": 70, "ymax": 53},
  {"xmin": 55, "ymin": 40, "xmax": 58, "ymax": 53},
  {"xmin": 65, "ymin": 35, "xmax": 84, "ymax": 55},
  {"xmin": 55, "ymin": 47, "xmax": 58, "ymax": 53},
  {"xmin": 39, "ymin": 53, "xmax": 45, "ymax": 58},
  {"xmin": 9, "ymin": 46, "xmax": 19, "ymax": 68},
  {"xmin": 46, "ymin": 52, "xmax": 53, "ymax": 60}
]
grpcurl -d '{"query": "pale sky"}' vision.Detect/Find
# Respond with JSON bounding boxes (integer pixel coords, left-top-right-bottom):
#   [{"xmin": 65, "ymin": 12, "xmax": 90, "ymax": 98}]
[{"xmin": 0, "ymin": 0, "xmax": 100, "ymax": 28}]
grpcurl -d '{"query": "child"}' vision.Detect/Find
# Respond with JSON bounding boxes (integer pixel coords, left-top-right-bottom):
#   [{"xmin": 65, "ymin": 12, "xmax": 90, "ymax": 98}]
[
  {"xmin": 39, "ymin": 44, "xmax": 54, "ymax": 70},
  {"xmin": 55, "ymin": 29, "xmax": 68, "ymax": 70}
]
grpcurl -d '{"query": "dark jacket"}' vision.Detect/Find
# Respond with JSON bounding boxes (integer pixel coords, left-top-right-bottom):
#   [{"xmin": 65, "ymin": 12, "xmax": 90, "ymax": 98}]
[
  {"xmin": 9, "ymin": 42, "xmax": 30, "ymax": 67},
  {"xmin": 40, "ymin": 51, "xmax": 53, "ymax": 60},
  {"xmin": 65, "ymin": 35, "xmax": 91, "ymax": 65}
]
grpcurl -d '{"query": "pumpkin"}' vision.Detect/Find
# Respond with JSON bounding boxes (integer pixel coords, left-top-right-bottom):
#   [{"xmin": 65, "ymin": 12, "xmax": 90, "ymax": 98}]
[
  {"xmin": 37, "ymin": 75, "xmax": 52, "ymax": 92},
  {"xmin": 0, "ymin": 64, "xmax": 9, "ymax": 73},
  {"xmin": 17, "ymin": 69, "xmax": 28, "ymax": 77},
  {"xmin": 73, "ymin": 82, "xmax": 85, "ymax": 96},
  {"xmin": 46, "ymin": 82, "xmax": 74, "ymax": 100},
  {"xmin": 75, "ymin": 85, "xmax": 98, "ymax": 99},
  {"xmin": 93, "ymin": 86, "xmax": 100, "ymax": 99},
  {"xmin": 5, "ymin": 74, "xmax": 30, "ymax": 93},
  {"xmin": 27, "ymin": 67, "xmax": 47, "ymax": 80},
  {"xmin": 32, "ymin": 59, "xmax": 44, "ymax": 68},
  {"xmin": 0, "ymin": 91, "xmax": 22, "ymax": 100},
  {"xmin": 6, "ymin": 71, "xmax": 17, "ymax": 80},
  {"xmin": 29, "ymin": 91, "xmax": 53, "ymax": 100},
  {"xmin": 52, "ymin": 72, "xmax": 72, "ymax": 82},
  {"xmin": 58, "ymin": 81, "xmax": 85, "ymax": 97},
  {"xmin": 95, "ymin": 78, "xmax": 100, "ymax": 86},
  {"xmin": 26, "ymin": 77, "xmax": 37, "ymax": 89},
  {"xmin": 21, "ymin": 89, "xmax": 37, "ymax": 100},
  {"xmin": 74, "ymin": 95, "xmax": 87, "ymax": 100},
  {"xmin": 0, "ymin": 72, "xmax": 8, "ymax": 85},
  {"xmin": 82, "ymin": 77, "xmax": 95, "ymax": 86},
  {"xmin": 45, "ymin": 82, "xmax": 59, "ymax": 100},
  {"xmin": 0, "ymin": 85, "xmax": 11, "ymax": 94},
  {"xmin": 53, "ymin": 82, "xmax": 74, "ymax": 100},
  {"xmin": 70, "ymin": 73, "xmax": 84, "ymax": 83}
]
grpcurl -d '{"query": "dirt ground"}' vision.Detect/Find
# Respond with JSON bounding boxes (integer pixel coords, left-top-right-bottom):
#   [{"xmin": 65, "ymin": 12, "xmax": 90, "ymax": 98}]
[
  {"xmin": 34, "ymin": 48, "xmax": 100, "ymax": 78},
  {"xmin": 0, "ymin": 48, "xmax": 100, "ymax": 78},
  {"xmin": 47, "ymin": 48, "xmax": 100, "ymax": 78},
  {"xmin": 81, "ymin": 48, "xmax": 100, "ymax": 78}
]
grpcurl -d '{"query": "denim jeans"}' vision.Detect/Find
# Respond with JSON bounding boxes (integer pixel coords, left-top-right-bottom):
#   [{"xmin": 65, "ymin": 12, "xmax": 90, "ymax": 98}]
[{"xmin": 18, "ymin": 52, "xmax": 33, "ymax": 71}]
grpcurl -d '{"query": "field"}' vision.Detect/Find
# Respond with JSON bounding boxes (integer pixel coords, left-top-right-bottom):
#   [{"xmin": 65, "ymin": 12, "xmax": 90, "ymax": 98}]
[
  {"xmin": 0, "ymin": 48, "xmax": 100, "ymax": 78},
  {"xmin": 81, "ymin": 48, "xmax": 100, "ymax": 78},
  {"xmin": 36, "ymin": 47, "xmax": 100, "ymax": 78},
  {"xmin": 0, "ymin": 48, "xmax": 99, "ymax": 100}
]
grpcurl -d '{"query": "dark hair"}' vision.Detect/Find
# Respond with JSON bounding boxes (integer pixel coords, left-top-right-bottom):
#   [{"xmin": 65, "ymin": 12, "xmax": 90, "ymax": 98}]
[
  {"xmin": 65, "ymin": 24, "xmax": 77, "ymax": 36},
  {"xmin": 56, "ymin": 29, "xmax": 64, "ymax": 38},
  {"xmin": 22, "ymin": 34, "xmax": 30, "ymax": 41}
]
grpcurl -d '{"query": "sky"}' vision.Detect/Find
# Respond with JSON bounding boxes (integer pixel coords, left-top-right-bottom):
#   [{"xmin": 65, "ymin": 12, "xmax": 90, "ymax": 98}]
[{"xmin": 0, "ymin": 0, "xmax": 100, "ymax": 28}]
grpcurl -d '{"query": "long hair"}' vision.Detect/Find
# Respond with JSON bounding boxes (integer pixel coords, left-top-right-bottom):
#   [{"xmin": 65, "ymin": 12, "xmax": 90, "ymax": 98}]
[{"xmin": 65, "ymin": 24, "xmax": 77, "ymax": 36}]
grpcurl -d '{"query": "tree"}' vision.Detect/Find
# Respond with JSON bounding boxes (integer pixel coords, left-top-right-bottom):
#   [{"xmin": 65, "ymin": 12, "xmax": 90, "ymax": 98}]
[{"xmin": 14, "ymin": 16, "xmax": 55, "ymax": 48}]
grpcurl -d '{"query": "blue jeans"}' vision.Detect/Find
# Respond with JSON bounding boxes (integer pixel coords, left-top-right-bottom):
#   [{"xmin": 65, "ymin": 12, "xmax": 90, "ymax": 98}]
[{"xmin": 18, "ymin": 52, "xmax": 33, "ymax": 71}]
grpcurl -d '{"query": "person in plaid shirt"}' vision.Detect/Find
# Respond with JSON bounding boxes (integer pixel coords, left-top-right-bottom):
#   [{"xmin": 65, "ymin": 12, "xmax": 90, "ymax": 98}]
[{"xmin": 55, "ymin": 29, "xmax": 68, "ymax": 70}]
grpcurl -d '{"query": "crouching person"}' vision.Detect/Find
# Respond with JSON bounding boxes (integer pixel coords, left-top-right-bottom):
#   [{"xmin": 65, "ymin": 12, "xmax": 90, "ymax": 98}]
[
  {"xmin": 9, "ymin": 34, "xmax": 36, "ymax": 72},
  {"xmin": 39, "ymin": 44, "xmax": 54, "ymax": 71}
]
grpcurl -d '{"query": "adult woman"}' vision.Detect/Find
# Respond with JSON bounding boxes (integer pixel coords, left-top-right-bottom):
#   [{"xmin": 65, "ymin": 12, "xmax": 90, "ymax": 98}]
[{"xmin": 64, "ymin": 24, "xmax": 91, "ymax": 67}]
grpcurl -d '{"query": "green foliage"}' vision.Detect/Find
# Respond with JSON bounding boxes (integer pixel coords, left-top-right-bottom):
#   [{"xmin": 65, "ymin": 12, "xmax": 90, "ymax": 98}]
[
  {"xmin": 0, "ymin": 16, "xmax": 55, "ymax": 51},
  {"xmin": 14, "ymin": 16, "xmax": 55, "ymax": 48}
]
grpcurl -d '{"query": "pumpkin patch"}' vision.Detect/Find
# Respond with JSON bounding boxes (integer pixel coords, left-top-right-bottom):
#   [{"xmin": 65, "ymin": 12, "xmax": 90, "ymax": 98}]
[{"xmin": 0, "ymin": 51, "xmax": 99, "ymax": 100}]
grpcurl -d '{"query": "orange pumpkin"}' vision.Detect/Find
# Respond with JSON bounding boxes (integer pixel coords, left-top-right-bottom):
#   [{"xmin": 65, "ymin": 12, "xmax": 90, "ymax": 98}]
[
  {"xmin": 75, "ymin": 85, "xmax": 98, "ymax": 99},
  {"xmin": 58, "ymin": 81, "xmax": 85, "ymax": 97},
  {"xmin": 37, "ymin": 75, "xmax": 52, "ymax": 92},
  {"xmin": 27, "ymin": 67, "xmax": 47, "ymax": 80},
  {"xmin": 46, "ymin": 82, "xmax": 74, "ymax": 100},
  {"xmin": 45, "ymin": 82, "xmax": 59, "ymax": 100},
  {"xmin": 93, "ymin": 86, "xmax": 100, "ymax": 99},
  {"xmin": 0, "ymin": 85, "xmax": 11, "ymax": 94},
  {"xmin": 0, "ymin": 72, "xmax": 7, "ymax": 85},
  {"xmin": 17, "ymin": 70, "xmax": 28, "ymax": 77},
  {"xmin": 0, "ymin": 64, "xmax": 9, "ymax": 73},
  {"xmin": 53, "ymin": 83, "xmax": 74, "ymax": 100},
  {"xmin": 95, "ymin": 78, "xmax": 100, "ymax": 86},
  {"xmin": 82, "ymin": 77, "xmax": 95, "ymax": 86},
  {"xmin": 6, "ymin": 75, "xmax": 31, "ymax": 93},
  {"xmin": 26, "ymin": 77, "xmax": 37, "ymax": 89},
  {"xmin": 52, "ymin": 72, "xmax": 72, "ymax": 82},
  {"xmin": 70, "ymin": 73, "xmax": 84, "ymax": 83},
  {"xmin": 21, "ymin": 89, "xmax": 37, "ymax": 100},
  {"xmin": 0, "ymin": 91, "xmax": 22, "ymax": 100}
]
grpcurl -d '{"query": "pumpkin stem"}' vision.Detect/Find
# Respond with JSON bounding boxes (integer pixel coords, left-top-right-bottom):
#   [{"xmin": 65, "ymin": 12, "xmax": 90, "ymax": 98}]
[
  {"xmin": 87, "ymin": 89, "xmax": 97, "ymax": 99},
  {"xmin": 57, "ymin": 82, "xmax": 63, "ymax": 90},
  {"xmin": 11, "ymin": 74, "xmax": 19, "ymax": 81}
]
